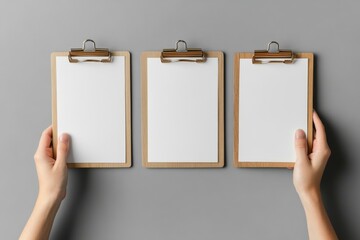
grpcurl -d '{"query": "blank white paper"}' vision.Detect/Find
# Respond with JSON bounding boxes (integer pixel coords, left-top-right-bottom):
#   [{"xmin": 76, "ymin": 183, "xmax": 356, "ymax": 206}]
[
  {"xmin": 56, "ymin": 56, "xmax": 126, "ymax": 163},
  {"xmin": 239, "ymin": 59, "xmax": 308, "ymax": 162},
  {"xmin": 147, "ymin": 58, "xmax": 219, "ymax": 163}
]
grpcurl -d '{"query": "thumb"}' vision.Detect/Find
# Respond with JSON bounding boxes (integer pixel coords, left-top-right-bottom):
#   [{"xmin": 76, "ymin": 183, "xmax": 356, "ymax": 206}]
[
  {"xmin": 56, "ymin": 133, "xmax": 70, "ymax": 166},
  {"xmin": 294, "ymin": 129, "xmax": 308, "ymax": 163}
]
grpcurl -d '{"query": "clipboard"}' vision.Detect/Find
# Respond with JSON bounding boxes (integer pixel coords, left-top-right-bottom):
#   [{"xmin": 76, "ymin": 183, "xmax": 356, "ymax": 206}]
[
  {"xmin": 51, "ymin": 40, "xmax": 132, "ymax": 168},
  {"xmin": 233, "ymin": 41, "xmax": 313, "ymax": 168},
  {"xmin": 141, "ymin": 40, "xmax": 224, "ymax": 168}
]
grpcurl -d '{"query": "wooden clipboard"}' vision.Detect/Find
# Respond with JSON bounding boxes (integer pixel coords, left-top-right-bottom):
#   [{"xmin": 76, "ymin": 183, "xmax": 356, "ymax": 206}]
[
  {"xmin": 51, "ymin": 40, "xmax": 131, "ymax": 168},
  {"xmin": 233, "ymin": 42, "xmax": 313, "ymax": 168}
]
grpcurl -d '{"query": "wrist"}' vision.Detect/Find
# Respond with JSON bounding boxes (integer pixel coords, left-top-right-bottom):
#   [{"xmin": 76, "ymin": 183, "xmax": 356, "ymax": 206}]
[
  {"xmin": 38, "ymin": 186, "xmax": 66, "ymax": 204},
  {"xmin": 37, "ymin": 193, "xmax": 62, "ymax": 208},
  {"xmin": 298, "ymin": 188, "xmax": 322, "ymax": 208}
]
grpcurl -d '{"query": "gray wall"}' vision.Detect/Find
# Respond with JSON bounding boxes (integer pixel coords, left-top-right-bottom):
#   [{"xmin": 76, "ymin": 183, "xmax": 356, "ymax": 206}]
[{"xmin": 1, "ymin": 0, "xmax": 359, "ymax": 239}]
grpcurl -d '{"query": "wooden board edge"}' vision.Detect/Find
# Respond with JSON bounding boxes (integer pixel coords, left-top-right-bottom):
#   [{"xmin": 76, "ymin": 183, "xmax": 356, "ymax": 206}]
[
  {"xmin": 141, "ymin": 52, "xmax": 149, "ymax": 167},
  {"xmin": 217, "ymin": 51, "xmax": 225, "ymax": 168},
  {"xmin": 143, "ymin": 162, "xmax": 224, "ymax": 168},
  {"xmin": 124, "ymin": 52, "xmax": 132, "ymax": 168},
  {"xmin": 67, "ymin": 162, "xmax": 131, "ymax": 168},
  {"xmin": 235, "ymin": 162, "xmax": 295, "ymax": 168},
  {"xmin": 305, "ymin": 53, "xmax": 314, "ymax": 151},
  {"xmin": 233, "ymin": 53, "xmax": 240, "ymax": 168}
]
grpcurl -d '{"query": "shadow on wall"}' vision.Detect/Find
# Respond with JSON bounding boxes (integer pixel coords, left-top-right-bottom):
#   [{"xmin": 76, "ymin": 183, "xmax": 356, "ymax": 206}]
[
  {"xmin": 51, "ymin": 169, "xmax": 90, "ymax": 240},
  {"xmin": 314, "ymin": 55, "xmax": 357, "ymax": 239},
  {"xmin": 321, "ymin": 118, "xmax": 355, "ymax": 239}
]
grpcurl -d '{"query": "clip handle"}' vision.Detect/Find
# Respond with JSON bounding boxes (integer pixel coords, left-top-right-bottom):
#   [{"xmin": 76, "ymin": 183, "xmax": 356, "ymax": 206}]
[
  {"xmin": 161, "ymin": 40, "xmax": 206, "ymax": 63},
  {"xmin": 82, "ymin": 39, "xmax": 97, "ymax": 51},
  {"xmin": 252, "ymin": 41, "xmax": 294, "ymax": 64},
  {"xmin": 68, "ymin": 39, "xmax": 112, "ymax": 63}
]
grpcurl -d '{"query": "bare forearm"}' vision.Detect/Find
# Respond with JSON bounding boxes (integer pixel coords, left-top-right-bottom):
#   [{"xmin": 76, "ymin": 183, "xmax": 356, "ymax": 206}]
[
  {"xmin": 300, "ymin": 190, "xmax": 338, "ymax": 240},
  {"xmin": 19, "ymin": 196, "xmax": 61, "ymax": 240}
]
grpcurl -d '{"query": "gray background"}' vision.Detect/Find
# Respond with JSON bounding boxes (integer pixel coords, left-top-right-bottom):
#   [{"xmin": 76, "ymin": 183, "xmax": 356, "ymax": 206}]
[{"xmin": 1, "ymin": 0, "xmax": 359, "ymax": 239}]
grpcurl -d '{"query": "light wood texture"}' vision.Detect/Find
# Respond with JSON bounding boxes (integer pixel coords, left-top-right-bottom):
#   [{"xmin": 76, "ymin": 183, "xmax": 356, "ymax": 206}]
[
  {"xmin": 51, "ymin": 51, "xmax": 132, "ymax": 168},
  {"xmin": 141, "ymin": 51, "xmax": 224, "ymax": 168},
  {"xmin": 233, "ymin": 52, "xmax": 313, "ymax": 168}
]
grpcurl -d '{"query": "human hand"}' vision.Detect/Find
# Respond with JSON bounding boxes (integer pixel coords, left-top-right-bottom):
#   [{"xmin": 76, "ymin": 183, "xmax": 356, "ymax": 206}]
[
  {"xmin": 19, "ymin": 128, "xmax": 70, "ymax": 240},
  {"xmin": 34, "ymin": 126, "xmax": 70, "ymax": 203},
  {"xmin": 293, "ymin": 111, "xmax": 331, "ymax": 200}
]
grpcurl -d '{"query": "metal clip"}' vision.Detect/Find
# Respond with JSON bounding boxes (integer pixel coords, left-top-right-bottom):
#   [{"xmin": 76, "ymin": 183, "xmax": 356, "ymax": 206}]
[
  {"xmin": 161, "ymin": 40, "xmax": 206, "ymax": 63},
  {"xmin": 68, "ymin": 39, "xmax": 112, "ymax": 63},
  {"xmin": 252, "ymin": 41, "xmax": 294, "ymax": 64}
]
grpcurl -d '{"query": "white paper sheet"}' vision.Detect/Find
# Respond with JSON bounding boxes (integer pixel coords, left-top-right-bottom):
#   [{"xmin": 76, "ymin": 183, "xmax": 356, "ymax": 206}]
[
  {"xmin": 239, "ymin": 59, "xmax": 308, "ymax": 162},
  {"xmin": 56, "ymin": 56, "xmax": 126, "ymax": 163},
  {"xmin": 147, "ymin": 58, "xmax": 219, "ymax": 163}
]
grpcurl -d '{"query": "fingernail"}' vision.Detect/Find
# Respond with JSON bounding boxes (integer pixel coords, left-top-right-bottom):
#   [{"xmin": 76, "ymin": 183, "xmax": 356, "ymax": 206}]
[
  {"xmin": 59, "ymin": 134, "xmax": 69, "ymax": 143},
  {"xmin": 295, "ymin": 129, "xmax": 306, "ymax": 139}
]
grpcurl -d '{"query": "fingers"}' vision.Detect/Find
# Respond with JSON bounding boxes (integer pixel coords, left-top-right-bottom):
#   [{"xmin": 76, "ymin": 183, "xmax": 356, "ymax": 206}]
[
  {"xmin": 55, "ymin": 133, "xmax": 70, "ymax": 167},
  {"xmin": 294, "ymin": 129, "xmax": 309, "ymax": 163},
  {"xmin": 313, "ymin": 111, "xmax": 331, "ymax": 154},
  {"xmin": 37, "ymin": 126, "xmax": 53, "ymax": 153},
  {"xmin": 313, "ymin": 111, "xmax": 328, "ymax": 148},
  {"xmin": 312, "ymin": 111, "xmax": 331, "ymax": 167}
]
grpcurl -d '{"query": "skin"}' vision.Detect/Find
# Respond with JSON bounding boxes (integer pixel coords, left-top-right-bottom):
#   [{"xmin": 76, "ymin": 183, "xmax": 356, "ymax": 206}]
[
  {"xmin": 19, "ymin": 126, "xmax": 69, "ymax": 240},
  {"xmin": 293, "ymin": 111, "xmax": 338, "ymax": 240},
  {"xmin": 20, "ymin": 112, "xmax": 337, "ymax": 239}
]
